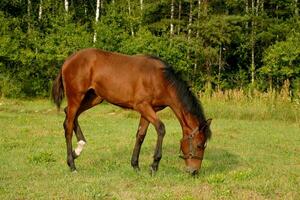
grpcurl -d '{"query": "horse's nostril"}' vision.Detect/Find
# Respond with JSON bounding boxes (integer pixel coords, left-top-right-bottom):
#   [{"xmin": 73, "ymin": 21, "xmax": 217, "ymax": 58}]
[
  {"xmin": 191, "ymin": 170, "xmax": 198, "ymax": 176},
  {"xmin": 186, "ymin": 167, "xmax": 199, "ymax": 176}
]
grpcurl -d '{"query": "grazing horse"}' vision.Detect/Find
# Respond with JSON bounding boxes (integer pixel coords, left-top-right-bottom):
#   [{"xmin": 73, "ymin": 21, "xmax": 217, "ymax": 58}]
[{"xmin": 52, "ymin": 48, "xmax": 212, "ymax": 175}]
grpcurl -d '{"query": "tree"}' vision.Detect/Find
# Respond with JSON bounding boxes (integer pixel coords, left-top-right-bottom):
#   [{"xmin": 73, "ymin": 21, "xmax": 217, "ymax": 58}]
[
  {"xmin": 0, "ymin": 0, "xmax": 299, "ymax": 97},
  {"xmin": 170, "ymin": 0, "xmax": 174, "ymax": 35},
  {"xmin": 260, "ymin": 32, "xmax": 300, "ymax": 90},
  {"xmin": 93, "ymin": 0, "xmax": 101, "ymax": 43},
  {"xmin": 64, "ymin": 0, "xmax": 69, "ymax": 12}
]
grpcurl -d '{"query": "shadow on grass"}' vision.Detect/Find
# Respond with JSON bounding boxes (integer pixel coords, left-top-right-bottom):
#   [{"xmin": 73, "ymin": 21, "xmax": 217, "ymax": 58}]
[
  {"xmin": 74, "ymin": 143, "xmax": 240, "ymax": 178},
  {"xmin": 201, "ymin": 147, "xmax": 240, "ymax": 176}
]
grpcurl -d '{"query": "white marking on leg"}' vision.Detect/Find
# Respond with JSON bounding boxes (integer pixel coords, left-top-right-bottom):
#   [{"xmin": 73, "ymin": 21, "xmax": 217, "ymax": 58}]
[{"xmin": 75, "ymin": 140, "xmax": 86, "ymax": 156}]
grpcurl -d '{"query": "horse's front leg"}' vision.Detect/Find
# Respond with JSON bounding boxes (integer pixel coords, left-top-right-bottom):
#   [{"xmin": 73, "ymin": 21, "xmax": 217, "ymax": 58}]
[
  {"xmin": 150, "ymin": 120, "xmax": 165, "ymax": 175},
  {"xmin": 135, "ymin": 103, "xmax": 166, "ymax": 175},
  {"xmin": 131, "ymin": 116, "xmax": 149, "ymax": 171}
]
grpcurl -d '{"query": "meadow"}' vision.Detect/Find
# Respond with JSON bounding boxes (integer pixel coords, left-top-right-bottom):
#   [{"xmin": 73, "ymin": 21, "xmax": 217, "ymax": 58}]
[{"xmin": 0, "ymin": 95, "xmax": 299, "ymax": 199}]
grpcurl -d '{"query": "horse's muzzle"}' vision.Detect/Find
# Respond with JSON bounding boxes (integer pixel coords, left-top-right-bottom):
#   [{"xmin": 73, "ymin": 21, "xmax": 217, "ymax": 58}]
[{"xmin": 186, "ymin": 167, "xmax": 199, "ymax": 176}]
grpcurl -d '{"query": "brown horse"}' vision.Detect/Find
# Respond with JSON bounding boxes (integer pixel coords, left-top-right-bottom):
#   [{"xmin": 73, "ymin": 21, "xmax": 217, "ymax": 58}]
[{"xmin": 52, "ymin": 48, "xmax": 212, "ymax": 175}]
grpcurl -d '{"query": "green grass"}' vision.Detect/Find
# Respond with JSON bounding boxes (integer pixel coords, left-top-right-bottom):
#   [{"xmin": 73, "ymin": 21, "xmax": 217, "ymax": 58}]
[{"xmin": 0, "ymin": 98, "xmax": 299, "ymax": 199}]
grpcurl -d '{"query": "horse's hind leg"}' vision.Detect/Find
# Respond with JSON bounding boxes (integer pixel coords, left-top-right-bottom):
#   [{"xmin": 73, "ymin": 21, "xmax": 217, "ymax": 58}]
[
  {"xmin": 131, "ymin": 116, "xmax": 150, "ymax": 171},
  {"xmin": 63, "ymin": 107, "xmax": 87, "ymax": 160},
  {"xmin": 72, "ymin": 90, "xmax": 103, "ymax": 159},
  {"xmin": 71, "ymin": 118, "xmax": 86, "ymax": 159},
  {"xmin": 64, "ymin": 107, "xmax": 86, "ymax": 143},
  {"xmin": 64, "ymin": 95, "xmax": 83, "ymax": 171}
]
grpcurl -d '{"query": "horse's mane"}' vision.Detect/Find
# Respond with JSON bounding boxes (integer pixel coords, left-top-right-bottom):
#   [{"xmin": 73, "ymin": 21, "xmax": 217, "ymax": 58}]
[{"xmin": 149, "ymin": 56, "xmax": 211, "ymax": 139}]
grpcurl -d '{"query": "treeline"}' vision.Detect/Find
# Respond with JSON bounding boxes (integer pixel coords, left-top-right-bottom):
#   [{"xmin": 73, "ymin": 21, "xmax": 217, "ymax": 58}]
[{"xmin": 0, "ymin": 0, "xmax": 299, "ymax": 98}]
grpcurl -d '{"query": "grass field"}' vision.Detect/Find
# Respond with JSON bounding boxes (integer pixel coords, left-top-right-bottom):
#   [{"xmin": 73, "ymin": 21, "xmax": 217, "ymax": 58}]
[{"xmin": 0, "ymin": 98, "xmax": 299, "ymax": 199}]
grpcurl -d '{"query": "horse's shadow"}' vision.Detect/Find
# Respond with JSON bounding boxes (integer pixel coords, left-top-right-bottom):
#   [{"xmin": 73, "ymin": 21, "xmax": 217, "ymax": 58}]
[{"xmin": 201, "ymin": 147, "xmax": 240, "ymax": 176}]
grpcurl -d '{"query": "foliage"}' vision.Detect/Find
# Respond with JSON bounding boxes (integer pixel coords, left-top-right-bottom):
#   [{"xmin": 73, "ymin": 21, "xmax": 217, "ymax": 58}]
[
  {"xmin": 261, "ymin": 32, "xmax": 300, "ymax": 79},
  {"xmin": 0, "ymin": 0, "xmax": 299, "ymax": 98}
]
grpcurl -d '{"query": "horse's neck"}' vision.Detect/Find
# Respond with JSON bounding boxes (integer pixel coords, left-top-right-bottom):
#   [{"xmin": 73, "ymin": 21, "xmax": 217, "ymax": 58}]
[{"xmin": 169, "ymin": 98, "xmax": 199, "ymax": 136}]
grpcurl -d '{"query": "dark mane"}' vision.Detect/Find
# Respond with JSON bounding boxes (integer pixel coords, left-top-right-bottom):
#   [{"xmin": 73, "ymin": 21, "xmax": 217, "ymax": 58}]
[{"xmin": 149, "ymin": 56, "xmax": 211, "ymax": 139}]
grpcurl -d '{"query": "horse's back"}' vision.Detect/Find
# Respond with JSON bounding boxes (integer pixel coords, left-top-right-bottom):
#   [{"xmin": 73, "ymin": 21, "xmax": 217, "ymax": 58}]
[
  {"xmin": 62, "ymin": 49, "xmax": 170, "ymax": 108},
  {"xmin": 62, "ymin": 48, "xmax": 164, "ymax": 77}
]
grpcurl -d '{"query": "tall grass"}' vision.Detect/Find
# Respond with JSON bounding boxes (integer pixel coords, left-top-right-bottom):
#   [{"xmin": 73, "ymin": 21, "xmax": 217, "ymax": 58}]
[
  {"xmin": 0, "ymin": 87, "xmax": 299, "ymax": 124},
  {"xmin": 198, "ymin": 89, "xmax": 300, "ymax": 124}
]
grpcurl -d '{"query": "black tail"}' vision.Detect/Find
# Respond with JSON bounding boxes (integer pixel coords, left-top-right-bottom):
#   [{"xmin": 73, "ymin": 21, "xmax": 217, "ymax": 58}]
[{"xmin": 51, "ymin": 69, "xmax": 64, "ymax": 111}]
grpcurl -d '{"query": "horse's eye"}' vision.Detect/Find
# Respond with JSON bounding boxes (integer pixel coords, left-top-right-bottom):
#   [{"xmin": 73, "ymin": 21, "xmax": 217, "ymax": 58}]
[{"xmin": 197, "ymin": 143, "xmax": 207, "ymax": 149}]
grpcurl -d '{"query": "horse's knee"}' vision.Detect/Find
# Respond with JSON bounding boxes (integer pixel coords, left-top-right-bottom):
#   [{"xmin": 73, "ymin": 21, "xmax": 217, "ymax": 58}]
[
  {"xmin": 154, "ymin": 154, "xmax": 162, "ymax": 162},
  {"xmin": 136, "ymin": 133, "xmax": 146, "ymax": 144},
  {"xmin": 157, "ymin": 122, "xmax": 165, "ymax": 137}
]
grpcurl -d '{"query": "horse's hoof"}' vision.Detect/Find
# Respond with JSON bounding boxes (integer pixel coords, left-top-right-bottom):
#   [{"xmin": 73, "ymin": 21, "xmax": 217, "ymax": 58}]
[
  {"xmin": 133, "ymin": 166, "xmax": 140, "ymax": 172},
  {"xmin": 149, "ymin": 166, "xmax": 157, "ymax": 176},
  {"xmin": 69, "ymin": 165, "xmax": 77, "ymax": 172},
  {"xmin": 71, "ymin": 169, "xmax": 78, "ymax": 174}
]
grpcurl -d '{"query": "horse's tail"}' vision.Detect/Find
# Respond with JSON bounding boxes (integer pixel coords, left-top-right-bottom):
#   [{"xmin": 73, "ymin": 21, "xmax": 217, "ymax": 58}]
[{"xmin": 51, "ymin": 69, "xmax": 64, "ymax": 111}]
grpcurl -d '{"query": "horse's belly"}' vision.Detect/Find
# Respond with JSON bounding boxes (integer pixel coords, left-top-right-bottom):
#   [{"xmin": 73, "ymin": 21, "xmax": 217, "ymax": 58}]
[
  {"xmin": 92, "ymin": 80, "xmax": 136, "ymax": 108},
  {"xmin": 91, "ymin": 65, "xmax": 167, "ymax": 108},
  {"xmin": 93, "ymin": 79, "xmax": 164, "ymax": 109}
]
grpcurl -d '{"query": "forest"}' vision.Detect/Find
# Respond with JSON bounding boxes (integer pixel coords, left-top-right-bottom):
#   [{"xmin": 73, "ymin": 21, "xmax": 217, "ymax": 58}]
[
  {"xmin": 1, "ymin": 2, "xmax": 300, "ymax": 199},
  {"xmin": 0, "ymin": 0, "xmax": 299, "ymax": 98}
]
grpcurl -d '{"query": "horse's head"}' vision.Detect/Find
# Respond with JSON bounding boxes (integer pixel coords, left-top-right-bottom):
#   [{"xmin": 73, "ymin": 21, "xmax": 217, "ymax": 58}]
[{"xmin": 180, "ymin": 119, "xmax": 212, "ymax": 175}]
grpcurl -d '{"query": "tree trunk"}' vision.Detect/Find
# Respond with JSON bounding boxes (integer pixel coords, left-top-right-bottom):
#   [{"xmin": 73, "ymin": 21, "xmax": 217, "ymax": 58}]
[
  {"xmin": 177, "ymin": 0, "xmax": 182, "ymax": 34},
  {"xmin": 206, "ymin": 61, "xmax": 212, "ymax": 96},
  {"xmin": 96, "ymin": 0, "xmax": 100, "ymax": 22},
  {"xmin": 64, "ymin": 0, "xmax": 69, "ymax": 13},
  {"xmin": 256, "ymin": 0, "xmax": 260, "ymax": 15},
  {"xmin": 218, "ymin": 45, "xmax": 222, "ymax": 90},
  {"xmin": 296, "ymin": 0, "xmax": 299, "ymax": 16},
  {"xmin": 93, "ymin": 0, "xmax": 101, "ymax": 43},
  {"xmin": 196, "ymin": 0, "xmax": 201, "ymax": 38},
  {"xmin": 269, "ymin": 76, "xmax": 273, "ymax": 91},
  {"xmin": 101, "ymin": 0, "xmax": 104, "ymax": 10},
  {"xmin": 187, "ymin": 0, "xmax": 193, "ymax": 80},
  {"xmin": 245, "ymin": 0, "xmax": 249, "ymax": 28},
  {"xmin": 27, "ymin": 0, "xmax": 31, "ymax": 33},
  {"xmin": 203, "ymin": 0, "xmax": 208, "ymax": 16},
  {"xmin": 38, "ymin": 0, "xmax": 42, "ymax": 21},
  {"xmin": 193, "ymin": 0, "xmax": 202, "ymax": 84},
  {"xmin": 140, "ymin": 0, "xmax": 143, "ymax": 11},
  {"xmin": 250, "ymin": 0, "xmax": 261, "ymax": 86},
  {"xmin": 245, "ymin": 0, "xmax": 249, "ymax": 13},
  {"xmin": 187, "ymin": 0, "xmax": 193, "ymax": 57},
  {"xmin": 251, "ymin": 33, "xmax": 255, "ymax": 86},
  {"xmin": 188, "ymin": 0, "xmax": 193, "ymax": 41},
  {"xmin": 170, "ymin": 0, "xmax": 174, "ymax": 36},
  {"xmin": 128, "ymin": 0, "xmax": 134, "ymax": 36},
  {"xmin": 251, "ymin": 0, "xmax": 255, "ymax": 86}
]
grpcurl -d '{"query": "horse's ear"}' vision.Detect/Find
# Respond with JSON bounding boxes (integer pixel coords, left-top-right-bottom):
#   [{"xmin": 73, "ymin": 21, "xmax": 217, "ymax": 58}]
[
  {"xmin": 206, "ymin": 118, "xmax": 212, "ymax": 127},
  {"xmin": 200, "ymin": 118, "xmax": 212, "ymax": 131}
]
